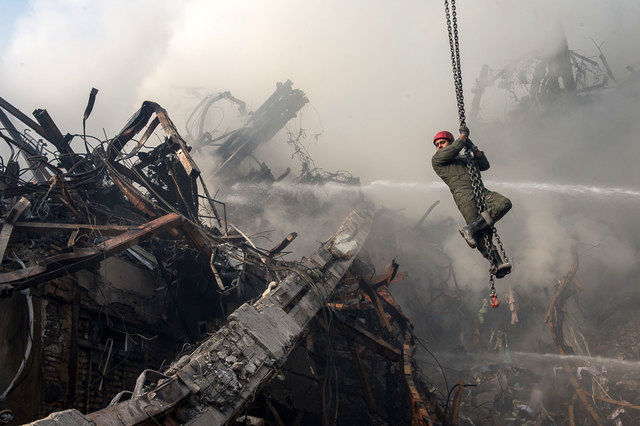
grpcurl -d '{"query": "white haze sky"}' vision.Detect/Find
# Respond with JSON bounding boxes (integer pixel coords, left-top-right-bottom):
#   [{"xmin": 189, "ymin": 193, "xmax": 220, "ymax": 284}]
[
  {"xmin": 1, "ymin": 0, "xmax": 640, "ymax": 288},
  {"xmin": 1, "ymin": 0, "xmax": 638, "ymax": 181}
]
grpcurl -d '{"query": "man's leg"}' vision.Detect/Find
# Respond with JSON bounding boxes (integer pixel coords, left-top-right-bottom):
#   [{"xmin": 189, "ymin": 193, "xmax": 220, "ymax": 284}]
[
  {"xmin": 484, "ymin": 191, "xmax": 512, "ymax": 224},
  {"xmin": 458, "ymin": 202, "xmax": 485, "ymax": 248}
]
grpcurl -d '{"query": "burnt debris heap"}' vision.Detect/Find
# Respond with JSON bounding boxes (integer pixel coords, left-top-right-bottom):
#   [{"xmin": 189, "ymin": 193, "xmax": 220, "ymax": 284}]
[{"xmin": 0, "ymin": 83, "xmax": 442, "ymax": 425}]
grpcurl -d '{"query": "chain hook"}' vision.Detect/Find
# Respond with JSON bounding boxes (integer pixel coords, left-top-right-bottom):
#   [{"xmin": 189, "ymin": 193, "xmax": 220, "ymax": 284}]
[
  {"xmin": 489, "ymin": 293, "xmax": 499, "ymax": 308},
  {"xmin": 489, "ymin": 276, "xmax": 499, "ymax": 308}
]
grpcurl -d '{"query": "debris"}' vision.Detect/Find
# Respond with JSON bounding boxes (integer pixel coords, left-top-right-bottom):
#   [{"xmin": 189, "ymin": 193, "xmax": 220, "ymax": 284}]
[
  {"xmin": 470, "ymin": 32, "xmax": 619, "ymax": 120},
  {"xmin": 0, "ymin": 83, "xmax": 445, "ymax": 426}
]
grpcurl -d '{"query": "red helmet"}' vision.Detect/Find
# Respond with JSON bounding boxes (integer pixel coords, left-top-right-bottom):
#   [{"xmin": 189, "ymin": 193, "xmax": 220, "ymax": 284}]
[{"xmin": 433, "ymin": 131, "xmax": 454, "ymax": 145}]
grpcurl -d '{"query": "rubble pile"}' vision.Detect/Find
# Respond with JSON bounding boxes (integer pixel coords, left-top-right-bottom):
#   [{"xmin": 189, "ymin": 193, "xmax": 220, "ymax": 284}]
[{"xmin": 0, "ymin": 84, "xmax": 446, "ymax": 425}]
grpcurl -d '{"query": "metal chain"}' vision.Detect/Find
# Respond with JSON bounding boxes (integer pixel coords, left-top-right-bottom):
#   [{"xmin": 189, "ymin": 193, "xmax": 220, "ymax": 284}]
[
  {"xmin": 492, "ymin": 228, "xmax": 509, "ymax": 263},
  {"xmin": 445, "ymin": 0, "xmax": 509, "ymax": 294},
  {"xmin": 445, "ymin": 0, "xmax": 466, "ymax": 127}
]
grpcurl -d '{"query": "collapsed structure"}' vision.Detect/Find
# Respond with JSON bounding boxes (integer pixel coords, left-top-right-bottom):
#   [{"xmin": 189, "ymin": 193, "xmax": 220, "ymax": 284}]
[
  {"xmin": 0, "ymin": 83, "xmax": 447, "ymax": 425},
  {"xmin": 467, "ymin": 33, "xmax": 635, "ymax": 122}
]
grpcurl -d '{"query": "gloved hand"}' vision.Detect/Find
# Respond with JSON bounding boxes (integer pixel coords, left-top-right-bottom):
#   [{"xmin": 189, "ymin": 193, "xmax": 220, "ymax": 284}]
[
  {"xmin": 459, "ymin": 125, "xmax": 470, "ymax": 136},
  {"xmin": 466, "ymin": 139, "xmax": 479, "ymax": 152}
]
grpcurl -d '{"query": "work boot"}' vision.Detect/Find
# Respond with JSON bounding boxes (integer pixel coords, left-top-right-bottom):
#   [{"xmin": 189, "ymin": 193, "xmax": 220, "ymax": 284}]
[
  {"xmin": 494, "ymin": 260, "xmax": 512, "ymax": 279},
  {"xmin": 490, "ymin": 248, "xmax": 512, "ymax": 279},
  {"xmin": 459, "ymin": 213, "xmax": 491, "ymax": 248}
]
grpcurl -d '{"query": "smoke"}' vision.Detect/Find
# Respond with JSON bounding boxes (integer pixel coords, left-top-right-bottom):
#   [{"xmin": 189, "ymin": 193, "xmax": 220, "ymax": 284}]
[{"xmin": 1, "ymin": 0, "xmax": 639, "ymax": 294}]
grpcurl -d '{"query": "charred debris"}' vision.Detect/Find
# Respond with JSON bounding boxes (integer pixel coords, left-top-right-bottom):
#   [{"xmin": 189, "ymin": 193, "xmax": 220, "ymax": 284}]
[
  {"xmin": 0, "ymin": 82, "xmax": 438, "ymax": 425},
  {"xmin": 469, "ymin": 33, "xmax": 639, "ymax": 122}
]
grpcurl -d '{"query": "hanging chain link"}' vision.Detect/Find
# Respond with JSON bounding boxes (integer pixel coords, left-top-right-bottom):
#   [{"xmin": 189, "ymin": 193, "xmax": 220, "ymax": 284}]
[
  {"xmin": 445, "ymin": 0, "xmax": 508, "ymax": 294},
  {"xmin": 445, "ymin": 0, "xmax": 466, "ymax": 127}
]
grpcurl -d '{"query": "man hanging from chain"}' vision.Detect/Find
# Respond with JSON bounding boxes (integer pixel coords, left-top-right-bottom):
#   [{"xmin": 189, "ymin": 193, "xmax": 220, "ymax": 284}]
[{"xmin": 431, "ymin": 126, "xmax": 512, "ymax": 278}]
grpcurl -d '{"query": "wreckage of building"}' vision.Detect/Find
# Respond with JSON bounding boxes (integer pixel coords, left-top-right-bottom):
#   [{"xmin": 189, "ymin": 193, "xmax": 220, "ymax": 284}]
[
  {"xmin": 467, "ymin": 33, "xmax": 633, "ymax": 122},
  {"xmin": 0, "ymin": 83, "xmax": 446, "ymax": 425}
]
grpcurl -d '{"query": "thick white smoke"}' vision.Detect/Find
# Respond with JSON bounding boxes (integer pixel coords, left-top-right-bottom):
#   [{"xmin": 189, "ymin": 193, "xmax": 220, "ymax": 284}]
[{"xmin": 0, "ymin": 0, "xmax": 639, "ymax": 294}]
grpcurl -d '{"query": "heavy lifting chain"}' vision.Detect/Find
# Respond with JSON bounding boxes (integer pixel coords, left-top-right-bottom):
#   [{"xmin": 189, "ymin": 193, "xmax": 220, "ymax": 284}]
[{"xmin": 444, "ymin": 0, "xmax": 508, "ymax": 304}]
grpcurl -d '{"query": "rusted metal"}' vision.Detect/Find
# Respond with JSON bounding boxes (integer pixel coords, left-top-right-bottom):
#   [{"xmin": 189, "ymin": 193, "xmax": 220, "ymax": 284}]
[
  {"xmin": 13, "ymin": 222, "xmax": 136, "ymax": 236},
  {"xmin": 107, "ymin": 164, "xmax": 159, "ymax": 217},
  {"xmin": 82, "ymin": 88, "xmax": 99, "ymax": 121},
  {"xmin": 414, "ymin": 201, "xmax": 440, "ymax": 229},
  {"xmin": 122, "ymin": 116, "xmax": 159, "ymax": 160},
  {"xmin": 2, "ymin": 85, "xmax": 439, "ymax": 425},
  {"xmin": 213, "ymin": 81, "xmax": 308, "ymax": 177},
  {"xmin": 107, "ymin": 101, "xmax": 201, "ymax": 178},
  {"xmin": 358, "ymin": 278, "xmax": 393, "ymax": 332},
  {"xmin": 267, "ymin": 232, "xmax": 298, "ymax": 257},
  {"xmin": 449, "ymin": 380, "xmax": 464, "ymax": 424},
  {"xmin": 568, "ymin": 394, "xmax": 577, "ymax": 426},
  {"xmin": 55, "ymin": 174, "xmax": 87, "ymax": 221},
  {"xmin": 596, "ymin": 395, "xmax": 640, "ymax": 411},
  {"xmin": 376, "ymin": 287, "xmax": 412, "ymax": 328},
  {"xmin": 197, "ymin": 174, "xmax": 222, "ymax": 227},
  {"xmin": 210, "ymin": 250, "xmax": 226, "ymax": 292},
  {"xmin": 0, "ymin": 214, "xmax": 183, "ymax": 288},
  {"xmin": 544, "ymin": 256, "xmax": 580, "ymax": 354},
  {"xmin": 402, "ymin": 329, "xmax": 431, "ymax": 426}
]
